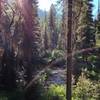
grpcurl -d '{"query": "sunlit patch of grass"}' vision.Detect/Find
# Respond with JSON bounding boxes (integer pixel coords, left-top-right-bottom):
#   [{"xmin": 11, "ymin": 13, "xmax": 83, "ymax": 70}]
[
  {"xmin": 0, "ymin": 92, "xmax": 8, "ymax": 100},
  {"xmin": 96, "ymin": 39, "xmax": 100, "ymax": 47}
]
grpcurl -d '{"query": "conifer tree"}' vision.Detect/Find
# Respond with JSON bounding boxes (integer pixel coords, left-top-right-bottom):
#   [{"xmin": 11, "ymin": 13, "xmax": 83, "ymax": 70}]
[
  {"xmin": 73, "ymin": 0, "xmax": 95, "ymax": 61},
  {"xmin": 0, "ymin": 0, "xmax": 1, "ymax": 19},
  {"xmin": 72, "ymin": 0, "xmax": 95, "ymax": 51},
  {"xmin": 20, "ymin": 0, "xmax": 41, "ymax": 60},
  {"xmin": 0, "ymin": 0, "xmax": 2, "ymax": 46},
  {"xmin": 0, "ymin": 0, "xmax": 17, "ymax": 90},
  {"xmin": 44, "ymin": 11, "xmax": 49, "ymax": 50},
  {"xmin": 95, "ymin": 8, "xmax": 100, "ymax": 35},
  {"xmin": 49, "ymin": 4, "xmax": 58, "ymax": 49},
  {"xmin": 17, "ymin": 0, "xmax": 41, "ymax": 83},
  {"xmin": 61, "ymin": 0, "xmax": 67, "ymax": 50},
  {"xmin": 81, "ymin": 0, "xmax": 95, "ymax": 49}
]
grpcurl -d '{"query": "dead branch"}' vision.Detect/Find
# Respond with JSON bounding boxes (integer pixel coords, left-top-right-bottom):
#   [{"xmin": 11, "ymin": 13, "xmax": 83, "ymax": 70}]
[{"xmin": 24, "ymin": 46, "xmax": 100, "ymax": 91}]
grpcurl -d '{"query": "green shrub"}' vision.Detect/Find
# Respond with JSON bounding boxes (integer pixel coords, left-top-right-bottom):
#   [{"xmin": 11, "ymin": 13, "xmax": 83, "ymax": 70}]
[
  {"xmin": 51, "ymin": 50, "xmax": 64, "ymax": 59},
  {"xmin": 34, "ymin": 73, "xmax": 99, "ymax": 100},
  {"xmin": 46, "ymin": 49, "xmax": 64, "ymax": 61},
  {"xmin": 0, "ymin": 93, "xmax": 7, "ymax": 100},
  {"xmin": 88, "ymin": 55, "xmax": 97, "ymax": 63},
  {"xmin": 44, "ymin": 84, "xmax": 66, "ymax": 100},
  {"xmin": 0, "ymin": 73, "xmax": 99, "ymax": 100},
  {"xmin": 73, "ymin": 73, "xmax": 100, "ymax": 100}
]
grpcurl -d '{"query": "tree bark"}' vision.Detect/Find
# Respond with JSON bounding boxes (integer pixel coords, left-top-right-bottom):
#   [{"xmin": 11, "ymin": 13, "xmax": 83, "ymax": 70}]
[{"xmin": 66, "ymin": 0, "xmax": 73, "ymax": 100}]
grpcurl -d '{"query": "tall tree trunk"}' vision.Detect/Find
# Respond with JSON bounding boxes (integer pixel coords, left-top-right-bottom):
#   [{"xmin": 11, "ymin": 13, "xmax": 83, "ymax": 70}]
[
  {"xmin": 0, "ymin": 0, "xmax": 1, "ymax": 19},
  {"xmin": 16, "ymin": 0, "xmax": 42, "ymax": 88},
  {"xmin": 66, "ymin": 0, "xmax": 73, "ymax": 100},
  {"xmin": 21, "ymin": 0, "xmax": 33, "ymax": 61}
]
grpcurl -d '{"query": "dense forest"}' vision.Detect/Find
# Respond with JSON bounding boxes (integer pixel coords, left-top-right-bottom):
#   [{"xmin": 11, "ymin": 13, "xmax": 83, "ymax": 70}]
[{"xmin": 0, "ymin": 0, "xmax": 100, "ymax": 100}]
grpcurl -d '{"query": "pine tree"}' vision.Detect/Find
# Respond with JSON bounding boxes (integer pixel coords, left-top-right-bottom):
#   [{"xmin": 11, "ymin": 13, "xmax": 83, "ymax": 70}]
[
  {"xmin": 0, "ymin": 0, "xmax": 3, "ymax": 46},
  {"xmin": 81, "ymin": 0, "xmax": 95, "ymax": 49},
  {"xmin": 60, "ymin": 0, "xmax": 67, "ymax": 50},
  {"xmin": 72, "ymin": 0, "xmax": 83, "ymax": 49},
  {"xmin": 44, "ymin": 11, "xmax": 49, "ymax": 50},
  {"xmin": 73, "ymin": 0, "xmax": 96, "ymax": 53},
  {"xmin": 16, "ymin": 0, "xmax": 42, "ymax": 83},
  {"xmin": 0, "ymin": 0, "xmax": 1, "ymax": 19},
  {"xmin": 73, "ymin": 0, "xmax": 96, "ymax": 61},
  {"xmin": 95, "ymin": 8, "xmax": 100, "ymax": 35},
  {"xmin": 49, "ymin": 4, "xmax": 58, "ymax": 49},
  {"xmin": 20, "ymin": 0, "xmax": 41, "ymax": 60},
  {"xmin": 0, "ymin": 0, "xmax": 17, "ymax": 90}
]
